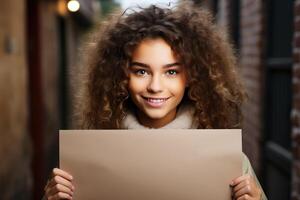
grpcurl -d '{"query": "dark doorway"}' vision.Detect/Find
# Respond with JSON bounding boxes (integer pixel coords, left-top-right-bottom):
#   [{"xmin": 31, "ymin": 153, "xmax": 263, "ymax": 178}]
[
  {"xmin": 26, "ymin": 0, "xmax": 45, "ymax": 199},
  {"xmin": 263, "ymin": 0, "xmax": 293, "ymax": 199},
  {"xmin": 57, "ymin": 16, "xmax": 69, "ymax": 130}
]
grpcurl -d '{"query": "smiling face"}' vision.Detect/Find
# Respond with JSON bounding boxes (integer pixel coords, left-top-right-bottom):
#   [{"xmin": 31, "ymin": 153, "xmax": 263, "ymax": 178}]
[{"xmin": 128, "ymin": 38, "xmax": 187, "ymax": 128}]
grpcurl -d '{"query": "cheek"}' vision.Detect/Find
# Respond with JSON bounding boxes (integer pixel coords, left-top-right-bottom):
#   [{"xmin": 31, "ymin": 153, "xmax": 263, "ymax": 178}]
[
  {"xmin": 169, "ymin": 78, "xmax": 187, "ymax": 95},
  {"xmin": 128, "ymin": 77, "xmax": 147, "ymax": 94}
]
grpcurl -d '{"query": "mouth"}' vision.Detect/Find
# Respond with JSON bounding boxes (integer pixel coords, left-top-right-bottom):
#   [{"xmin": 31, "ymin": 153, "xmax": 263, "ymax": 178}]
[{"xmin": 142, "ymin": 96, "xmax": 170, "ymax": 107}]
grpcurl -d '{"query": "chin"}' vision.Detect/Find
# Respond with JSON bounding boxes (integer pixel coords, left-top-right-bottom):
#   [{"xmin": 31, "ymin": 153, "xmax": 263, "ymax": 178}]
[{"xmin": 143, "ymin": 110, "xmax": 169, "ymax": 120}]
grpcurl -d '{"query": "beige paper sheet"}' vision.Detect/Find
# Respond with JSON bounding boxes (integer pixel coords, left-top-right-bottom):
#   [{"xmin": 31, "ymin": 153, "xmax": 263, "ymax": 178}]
[{"xmin": 60, "ymin": 129, "xmax": 242, "ymax": 200}]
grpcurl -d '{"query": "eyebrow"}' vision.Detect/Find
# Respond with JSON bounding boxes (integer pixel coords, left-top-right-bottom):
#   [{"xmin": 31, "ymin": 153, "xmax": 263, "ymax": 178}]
[{"xmin": 129, "ymin": 61, "xmax": 181, "ymax": 68}]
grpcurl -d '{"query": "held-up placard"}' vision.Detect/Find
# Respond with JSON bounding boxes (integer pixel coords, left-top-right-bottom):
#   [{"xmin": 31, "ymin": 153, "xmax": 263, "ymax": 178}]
[{"xmin": 60, "ymin": 129, "xmax": 242, "ymax": 200}]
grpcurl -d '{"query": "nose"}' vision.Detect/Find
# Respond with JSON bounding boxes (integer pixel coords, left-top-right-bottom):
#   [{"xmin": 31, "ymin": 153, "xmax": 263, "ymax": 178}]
[{"xmin": 147, "ymin": 74, "xmax": 163, "ymax": 93}]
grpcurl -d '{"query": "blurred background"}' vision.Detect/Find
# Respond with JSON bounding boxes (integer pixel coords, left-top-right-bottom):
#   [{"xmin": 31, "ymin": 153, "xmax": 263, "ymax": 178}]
[{"xmin": 0, "ymin": 0, "xmax": 298, "ymax": 199}]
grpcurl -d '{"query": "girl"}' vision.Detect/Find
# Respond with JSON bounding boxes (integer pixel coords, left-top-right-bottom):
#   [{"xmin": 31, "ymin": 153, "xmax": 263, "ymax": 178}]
[{"xmin": 44, "ymin": 1, "xmax": 267, "ymax": 199}]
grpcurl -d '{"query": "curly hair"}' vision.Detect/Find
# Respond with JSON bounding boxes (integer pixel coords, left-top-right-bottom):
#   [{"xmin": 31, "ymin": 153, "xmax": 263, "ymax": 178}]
[{"xmin": 75, "ymin": 1, "xmax": 246, "ymax": 129}]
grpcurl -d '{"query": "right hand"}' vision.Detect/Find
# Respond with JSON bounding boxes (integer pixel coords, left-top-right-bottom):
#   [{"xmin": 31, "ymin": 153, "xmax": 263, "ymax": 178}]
[{"xmin": 44, "ymin": 168, "xmax": 75, "ymax": 200}]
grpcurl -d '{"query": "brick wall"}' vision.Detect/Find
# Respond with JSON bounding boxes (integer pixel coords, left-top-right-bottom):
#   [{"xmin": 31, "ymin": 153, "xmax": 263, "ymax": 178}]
[
  {"xmin": 292, "ymin": 1, "xmax": 300, "ymax": 199},
  {"xmin": 217, "ymin": 0, "xmax": 231, "ymax": 29},
  {"xmin": 239, "ymin": 0, "xmax": 265, "ymax": 173},
  {"xmin": 194, "ymin": 0, "xmax": 264, "ymax": 180},
  {"xmin": 215, "ymin": 0, "xmax": 300, "ymax": 198},
  {"xmin": 206, "ymin": 0, "xmax": 264, "ymax": 175},
  {"xmin": 214, "ymin": 0, "xmax": 265, "ymax": 173}
]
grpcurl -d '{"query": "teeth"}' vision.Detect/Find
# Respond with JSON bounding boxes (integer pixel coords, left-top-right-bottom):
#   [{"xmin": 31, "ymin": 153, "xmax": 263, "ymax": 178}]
[{"xmin": 147, "ymin": 98, "xmax": 166, "ymax": 103}]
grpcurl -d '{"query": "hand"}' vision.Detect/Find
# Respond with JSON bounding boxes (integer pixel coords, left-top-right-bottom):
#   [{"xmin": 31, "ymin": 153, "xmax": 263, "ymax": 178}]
[
  {"xmin": 230, "ymin": 174, "xmax": 261, "ymax": 200},
  {"xmin": 44, "ymin": 168, "xmax": 75, "ymax": 200}
]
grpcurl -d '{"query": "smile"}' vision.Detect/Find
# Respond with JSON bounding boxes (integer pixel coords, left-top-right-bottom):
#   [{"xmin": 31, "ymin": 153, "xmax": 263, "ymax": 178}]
[{"xmin": 142, "ymin": 96, "xmax": 170, "ymax": 107}]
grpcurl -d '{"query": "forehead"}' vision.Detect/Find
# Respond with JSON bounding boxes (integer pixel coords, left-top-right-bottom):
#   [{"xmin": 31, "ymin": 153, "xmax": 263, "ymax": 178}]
[{"xmin": 131, "ymin": 38, "xmax": 178, "ymax": 64}]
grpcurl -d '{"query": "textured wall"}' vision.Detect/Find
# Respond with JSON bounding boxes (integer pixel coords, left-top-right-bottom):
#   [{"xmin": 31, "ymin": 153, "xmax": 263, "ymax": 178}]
[
  {"xmin": 40, "ymin": 0, "xmax": 61, "ymax": 175},
  {"xmin": 216, "ymin": 0, "xmax": 231, "ymax": 31},
  {"xmin": 217, "ymin": 0, "xmax": 300, "ymax": 198},
  {"xmin": 0, "ymin": 0, "xmax": 95, "ymax": 198},
  {"xmin": 215, "ymin": 0, "xmax": 265, "ymax": 173},
  {"xmin": 0, "ymin": 0, "xmax": 32, "ymax": 199},
  {"xmin": 239, "ymin": 0, "xmax": 265, "ymax": 173}
]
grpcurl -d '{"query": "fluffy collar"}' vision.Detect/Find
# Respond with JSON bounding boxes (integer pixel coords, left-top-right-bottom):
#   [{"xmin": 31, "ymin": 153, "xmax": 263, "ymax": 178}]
[{"xmin": 121, "ymin": 104, "xmax": 197, "ymax": 129}]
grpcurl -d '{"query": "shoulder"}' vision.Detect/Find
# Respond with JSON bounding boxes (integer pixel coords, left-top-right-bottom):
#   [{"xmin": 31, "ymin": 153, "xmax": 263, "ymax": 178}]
[{"xmin": 242, "ymin": 152, "xmax": 252, "ymax": 175}]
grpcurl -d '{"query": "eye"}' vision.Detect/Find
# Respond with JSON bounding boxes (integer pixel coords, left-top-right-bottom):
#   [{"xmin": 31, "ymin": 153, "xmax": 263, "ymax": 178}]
[
  {"xmin": 166, "ymin": 70, "xmax": 178, "ymax": 76},
  {"xmin": 135, "ymin": 69, "xmax": 148, "ymax": 76}
]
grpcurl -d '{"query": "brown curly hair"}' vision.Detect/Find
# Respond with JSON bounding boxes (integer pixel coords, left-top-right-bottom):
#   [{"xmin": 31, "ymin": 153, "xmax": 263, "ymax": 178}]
[{"xmin": 75, "ymin": 1, "xmax": 246, "ymax": 129}]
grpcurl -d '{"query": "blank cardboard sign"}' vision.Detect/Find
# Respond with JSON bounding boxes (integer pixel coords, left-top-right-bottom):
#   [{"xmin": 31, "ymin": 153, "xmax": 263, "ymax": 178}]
[{"xmin": 60, "ymin": 129, "xmax": 242, "ymax": 200}]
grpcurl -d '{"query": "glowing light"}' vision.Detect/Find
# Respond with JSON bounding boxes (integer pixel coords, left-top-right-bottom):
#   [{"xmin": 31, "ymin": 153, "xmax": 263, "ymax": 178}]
[{"xmin": 67, "ymin": 0, "xmax": 80, "ymax": 12}]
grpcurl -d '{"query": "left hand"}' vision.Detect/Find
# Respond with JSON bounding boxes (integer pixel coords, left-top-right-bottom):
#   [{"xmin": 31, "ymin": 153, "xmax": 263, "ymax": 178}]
[{"xmin": 230, "ymin": 174, "xmax": 261, "ymax": 200}]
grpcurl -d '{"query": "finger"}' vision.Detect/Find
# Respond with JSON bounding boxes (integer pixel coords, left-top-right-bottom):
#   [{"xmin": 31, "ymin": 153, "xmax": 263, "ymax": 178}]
[
  {"xmin": 48, "ymin": 192, "xmax": 72, "ymax": 200},
  {"xmin": 231, "ymin": 174, "xmax": 250, "ymax": 186},
  {"xmin": 232, "ymin": 179, "xmax": 249, "ymax": 193},
  {"xmin": 237, "ymin": 194, "xmax": 251, "ymax": 200},
  {"xmin": 48, "ymin": 183, "xmax": 74, "ymax": 196},
  {"xmin": 48, "ymin": 175, "xmax": 74, "ymax": 191},
  {"xmin": 52, "ymin": 168, "xmax": 73, "ymax": 181},
  {"xmin": 234, "ymin": 185, "xmax": 252, "ymax": 199}
]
